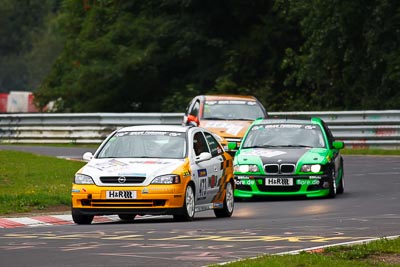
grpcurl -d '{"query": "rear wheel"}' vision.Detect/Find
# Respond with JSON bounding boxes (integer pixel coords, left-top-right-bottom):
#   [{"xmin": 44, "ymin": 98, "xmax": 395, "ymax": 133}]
[
  {"xmin": 214, "ymin": 182, "xmax": 234, "ymax": 218},
  {"xmin": 118, "ymin": 214, "xmax": 137, "ymax": 221},
  {"xmin": 174, "ymin": 184, "xmax": 195, "ymax": 221},
  {"xmin": 72, "ymin": 208, "xmax": 94, "ymax": 225},
  {"xmin": 337, "ymin": 159, "xmax": 345, "ymax": 194}
]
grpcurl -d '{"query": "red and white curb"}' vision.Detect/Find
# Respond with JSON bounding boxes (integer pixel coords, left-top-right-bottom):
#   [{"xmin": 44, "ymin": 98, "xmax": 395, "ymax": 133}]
[{"xmin": 0, "ymin": 214, "xmax": 121, "ymax": 228}]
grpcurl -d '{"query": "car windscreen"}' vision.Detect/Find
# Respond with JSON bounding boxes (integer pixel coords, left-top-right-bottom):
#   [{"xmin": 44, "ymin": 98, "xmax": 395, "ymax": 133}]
[
  {"xmin": 202, "ymin": 100, "xmax": 265, "ymax": 120},
  {"xmin": 242, "ymin": 124, "xmax": 326, "ymax": 148},
  {"xmin": 97, "ymin": 131, "xmax": 187, "ymax": 159}
]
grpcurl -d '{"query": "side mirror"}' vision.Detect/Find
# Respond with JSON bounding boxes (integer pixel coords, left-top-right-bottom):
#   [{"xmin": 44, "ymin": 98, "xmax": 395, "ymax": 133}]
[
  {"xmin": 83, "ymin": 152, "xmax": 94, "ymax": 161},
  {"xmin": 332, "ymin": 141, "xmax": 344, "ymax": 150},
  {"xmin": 227, "ymin": 142, "xmax": 237, "ymax": 151},
  {"xmin": 195, "ymin": 152, "xmax": 212, "ymax": 162},
  {"xmin": 187, "ymin": 114, "xmax": 199, "ymax": 126}
]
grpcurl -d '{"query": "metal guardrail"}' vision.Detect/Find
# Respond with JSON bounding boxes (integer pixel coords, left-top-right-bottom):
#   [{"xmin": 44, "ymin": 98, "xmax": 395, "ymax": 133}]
[{"xmin": 0, "ymin": 110, "xmax": 399, "ymax": 149}]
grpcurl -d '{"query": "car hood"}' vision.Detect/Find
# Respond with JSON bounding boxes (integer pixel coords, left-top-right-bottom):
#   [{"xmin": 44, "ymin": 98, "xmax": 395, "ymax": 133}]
[
  {"xmin": 79, "ymin": 158, "xmax": 185, "ymax": 185},
  {"xmin": 235, "ymin": 147, "xmax": 330, "ymax": 165},
  {"xmin": 200, "ymin": 120, "xmax": 252, "ymax": 139}
]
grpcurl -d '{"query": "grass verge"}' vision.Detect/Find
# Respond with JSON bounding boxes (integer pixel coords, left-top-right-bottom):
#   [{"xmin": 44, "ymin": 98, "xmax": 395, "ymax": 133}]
[
  {"xmin": 0, "ymin": 150, "xmax": 85, "ymax": 215},
  {"xmin": 210, "ymin": 237, "xmax": 400, "ymax": 266}
]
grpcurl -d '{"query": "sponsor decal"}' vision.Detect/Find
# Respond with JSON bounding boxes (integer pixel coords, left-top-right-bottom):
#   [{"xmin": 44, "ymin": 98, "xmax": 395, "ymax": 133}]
[
  {"xmin": 296, "ymin": 179, "xmax": 320, "ymax": 185},
  {"xmin": 235, "ymin": 179, "xmax": 255, "ymax": 185},
  {"xmin": 115, "ymin": 131, "xmax": 183, "ymax": 137},
  {"xmin": 71, "ymin": 189, "xmax": 80, "ymax": 193},
  {"xmin": 198, "ymin": 177, "xmax": 207, "ymax": 200},
  {"xmin": 89, "ymin": 159, "xmax": 128, "ymax": 171},
  {"xmin": 208, "ymin": 175, "xmax": 217, "ymax": 188},
  {"xmin": 142, "ymin": 188, "xmax": 149, "ymax": 194},
  {"xmin": 213, "ymin": 203, "xmax": 223, "ymax": 208},
  {"xmin": 183, "ymin": 169, "xmax": 191, "ymax": 176},
  {"xmin": 129, "ymin": 160, "xmax": 173, "ymax": 165},
  {"xmin": 118, "ymin": 172, "xmax": 146, "ymax": 176},
  {"xmin": 198, "ymin": 169, "xmax": 207, "ymax": 177},
  {"xmin": 242, "ymin": 150, "xmax": 287, "ymax": 158},
  {"xmin": 203, "ymin": 121, "xmax": 244, "ymax": 136}
]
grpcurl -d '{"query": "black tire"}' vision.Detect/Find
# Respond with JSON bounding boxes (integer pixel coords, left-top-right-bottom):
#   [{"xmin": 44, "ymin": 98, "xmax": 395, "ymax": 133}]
[
  {"xmin": 214, "ymin": 182, "xmax": 234, "ymax": 218},
  {"xmin": 173, "ymin": 184, "xmax": 195, "ymax": 222},
  {"xmin": 337, "ymin": 159, "xmax": 345, "ymax": 194},
  {"xmin": 118, "ymin": 214, "xmax": 137, "ymax": 221},
  {"xmin": 72, "ymin": 208, "xmax": 94, "ymax": 225},
  {"xmin": 327, "ymin": 168, "xmax": 337, "ymax": 198}
]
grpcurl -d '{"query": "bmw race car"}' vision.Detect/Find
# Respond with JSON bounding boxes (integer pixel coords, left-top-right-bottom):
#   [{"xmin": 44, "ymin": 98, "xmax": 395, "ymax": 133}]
[
  {"xmin": 71, "ymin": 125, "xmax": 235, "ymax": 224},
  {"xmin": 233, "ymin": 117, "xmax": 344, "ymax": 199}
]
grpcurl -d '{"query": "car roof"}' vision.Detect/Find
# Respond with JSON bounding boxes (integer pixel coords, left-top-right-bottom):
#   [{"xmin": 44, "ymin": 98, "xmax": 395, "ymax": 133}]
[
  {"xmin": 201, "ymin": 95, "xmax": 258, "ymax": 101},
  {"xmin": 254, "ymin": 117, "xmax": 323, "ymax": 125},
  {"xmin": 117, "ymin": 125, "xmax": 191, "ymax": 133}
]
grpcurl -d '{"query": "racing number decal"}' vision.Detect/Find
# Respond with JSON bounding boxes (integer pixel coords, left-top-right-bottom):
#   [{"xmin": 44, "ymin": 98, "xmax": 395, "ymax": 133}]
[{"xmin": 198, "ymin": 177, "xmax": 207, "ymax": 200}]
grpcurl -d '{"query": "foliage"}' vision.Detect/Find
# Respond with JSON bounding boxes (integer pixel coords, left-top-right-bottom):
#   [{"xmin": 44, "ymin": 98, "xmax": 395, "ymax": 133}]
[
  {"xmin": 1, "ymin": 0, "xmax": 400, "ymax": 112},
  {"xmin": 0, "ymin": 0, "xmax": 63, "ymax": 92}
]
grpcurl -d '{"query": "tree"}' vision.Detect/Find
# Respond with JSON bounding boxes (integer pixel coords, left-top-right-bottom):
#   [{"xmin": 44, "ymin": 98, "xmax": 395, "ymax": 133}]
[{"xmin": 279, "ymin": 0, "xmax": 400, "ymax": 110}]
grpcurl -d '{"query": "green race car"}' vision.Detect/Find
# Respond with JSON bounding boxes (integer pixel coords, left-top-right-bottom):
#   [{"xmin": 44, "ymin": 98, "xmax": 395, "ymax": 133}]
[{"xmin": 233, "ymin": 117, "xmax": 344, "ymax": 199}]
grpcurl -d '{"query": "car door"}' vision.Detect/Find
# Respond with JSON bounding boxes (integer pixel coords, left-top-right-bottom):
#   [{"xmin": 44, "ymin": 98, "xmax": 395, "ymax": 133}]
[
  {"xmin": 203, "ymin": 131, "xmax": 225, "ymax": 199},
  {"xmin": 190, "ymin": 130, "xmax": 218, "ymax": 205},
  {"xmin": 321, "ymin": 121, "xmax": 342, "ymax": 176}
]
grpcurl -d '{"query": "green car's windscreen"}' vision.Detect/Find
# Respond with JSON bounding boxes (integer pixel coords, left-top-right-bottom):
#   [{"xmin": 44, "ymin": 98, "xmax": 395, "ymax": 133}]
[{"xmin": 242, "ymin": 124, "xmax": 326, "ymax": 148}]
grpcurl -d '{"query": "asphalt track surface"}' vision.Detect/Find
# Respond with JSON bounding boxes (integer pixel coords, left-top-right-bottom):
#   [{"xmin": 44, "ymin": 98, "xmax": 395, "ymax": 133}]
[{"xmin": 0, "ymin": 146, "xmax": 399, "ymax": 267}]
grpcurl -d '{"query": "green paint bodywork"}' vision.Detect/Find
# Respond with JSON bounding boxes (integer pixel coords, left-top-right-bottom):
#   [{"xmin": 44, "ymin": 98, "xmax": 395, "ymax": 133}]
[{"xmin": 233, "ymin": 117, "xmax": 345, "ymax": 199}]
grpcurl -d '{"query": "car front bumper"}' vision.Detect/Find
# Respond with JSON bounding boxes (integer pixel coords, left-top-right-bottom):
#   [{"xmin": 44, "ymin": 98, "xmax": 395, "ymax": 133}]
[
  {"xmin": 71, "ymin": 184, "xmax": 185, "ymax": 214},
  {"xmin": 233, "ymin": 174, "xmax": 332, "ymax": 198}
]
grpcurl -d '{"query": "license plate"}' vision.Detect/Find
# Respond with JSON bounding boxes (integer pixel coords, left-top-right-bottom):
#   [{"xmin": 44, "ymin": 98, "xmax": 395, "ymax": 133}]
[
  {"xmin": 265, "ymin": 178, "xmax": 293, "ymax": 186},
  {"xmin": 106, "ymin": 191, "xmax": 137, "ymax": 199}
]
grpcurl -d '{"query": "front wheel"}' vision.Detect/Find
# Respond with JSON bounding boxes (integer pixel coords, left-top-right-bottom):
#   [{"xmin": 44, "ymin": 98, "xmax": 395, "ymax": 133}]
[
  {"xmin": 214, "ymin": 182, "xmax": 234, "ymax": 218},
  {"xmin": 72, "ymin": 208, "xmax": 94, "ymax": 225},
  {"xmin": 173, "ymin": 184, "xmax": 195, "ymax": 221},
  {"xmin": 327, "ymin": 168, "xmax": 337, "ymax": 198}
]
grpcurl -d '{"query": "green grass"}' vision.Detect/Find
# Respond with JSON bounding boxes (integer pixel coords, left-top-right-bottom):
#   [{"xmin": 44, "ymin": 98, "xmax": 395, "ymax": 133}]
[
  {"xmin": 0, "ymin": 150, "xmax": 85, "ymax": 215},
  {"xmin": 211, "ymin": 237, "xmax": 400, "ymax": 266}
]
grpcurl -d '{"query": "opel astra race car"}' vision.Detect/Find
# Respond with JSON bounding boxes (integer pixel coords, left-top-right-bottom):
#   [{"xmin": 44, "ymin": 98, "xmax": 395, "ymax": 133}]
[
  {"xmin": 71, "ymin": 125, "xmax": 235, "ymax": 224},
  {"xmin": 182, "ymin": 95, "xmax": 267, "ymax": 155},
  {"xmin": 233, "ymin": 117, "xmax": 344, "ymax": 199}
]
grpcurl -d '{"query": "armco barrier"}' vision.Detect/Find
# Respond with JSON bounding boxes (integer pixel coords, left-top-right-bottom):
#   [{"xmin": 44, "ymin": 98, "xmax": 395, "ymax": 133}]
[{"xmin": 0, "ymin": 110, "xmax": 399, "ymax": 149}]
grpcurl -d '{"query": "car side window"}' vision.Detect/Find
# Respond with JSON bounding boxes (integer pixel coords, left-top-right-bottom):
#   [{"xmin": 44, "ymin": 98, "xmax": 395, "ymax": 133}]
[
  {"xmin": 204, "ymin": 132, "xmax": 224, "ymax": 157},
  {"xmin": 321, "ymin": 121, "xmax": 335, "ymax": 147},
  {"xmin": 193, "ymin": 132, "xmax": 210, "ymax": 156},
  {"xmin": 190, "ymin": 100, "xmax": 200, "ymax": 117}
]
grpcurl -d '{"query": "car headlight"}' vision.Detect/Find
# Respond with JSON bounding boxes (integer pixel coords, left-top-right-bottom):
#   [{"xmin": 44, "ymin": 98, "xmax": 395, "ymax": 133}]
[
  {"xmin": 74, "ymin": 173, "xmax": 94, "ymax": 184},
  {"xmin": 234, "ymin": 164, "xmax": 259, "ymax": 173},
  {"xmin": 151, "ymin": 174, "xmax": 181, "ymax": 184},
  {"xmin": 300, "ymin": 164, "xmax": 322, "ymax": 173}
]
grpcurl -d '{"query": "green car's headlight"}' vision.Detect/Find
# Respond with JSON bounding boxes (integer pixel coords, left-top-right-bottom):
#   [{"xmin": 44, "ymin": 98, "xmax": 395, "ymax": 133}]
[
  {"xmin": 151, "ymin": 174, "xmax": 181, "ymax": 184},
  {"xmin": 300, "ymin": 164, "xmax": 322, "ymax": 173},
  {"xmin": 234, "ymin": 164, "xmax": 259, "ymax": 173},
  {"xmin": 74, "ymin": 173, "xmax": 94, "ymax": 184}
]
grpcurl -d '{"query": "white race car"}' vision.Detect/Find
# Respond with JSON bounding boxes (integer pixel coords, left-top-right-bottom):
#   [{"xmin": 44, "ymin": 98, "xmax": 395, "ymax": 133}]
[{"xmin": 71, "ymin": 125, "xmax": 235, "ymax": 224}]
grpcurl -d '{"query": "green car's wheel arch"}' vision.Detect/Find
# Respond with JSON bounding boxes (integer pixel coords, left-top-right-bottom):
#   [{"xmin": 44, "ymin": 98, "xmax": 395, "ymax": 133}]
[{"xmin": 214, "ymin": 181, "xmax": 235, "ymax": 218}]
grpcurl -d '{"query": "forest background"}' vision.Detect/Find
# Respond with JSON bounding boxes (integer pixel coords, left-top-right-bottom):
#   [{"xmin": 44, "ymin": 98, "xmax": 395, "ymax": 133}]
[{"xmin": 1, "ymin": 0, "xmax": 399, "ymax": 113}]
